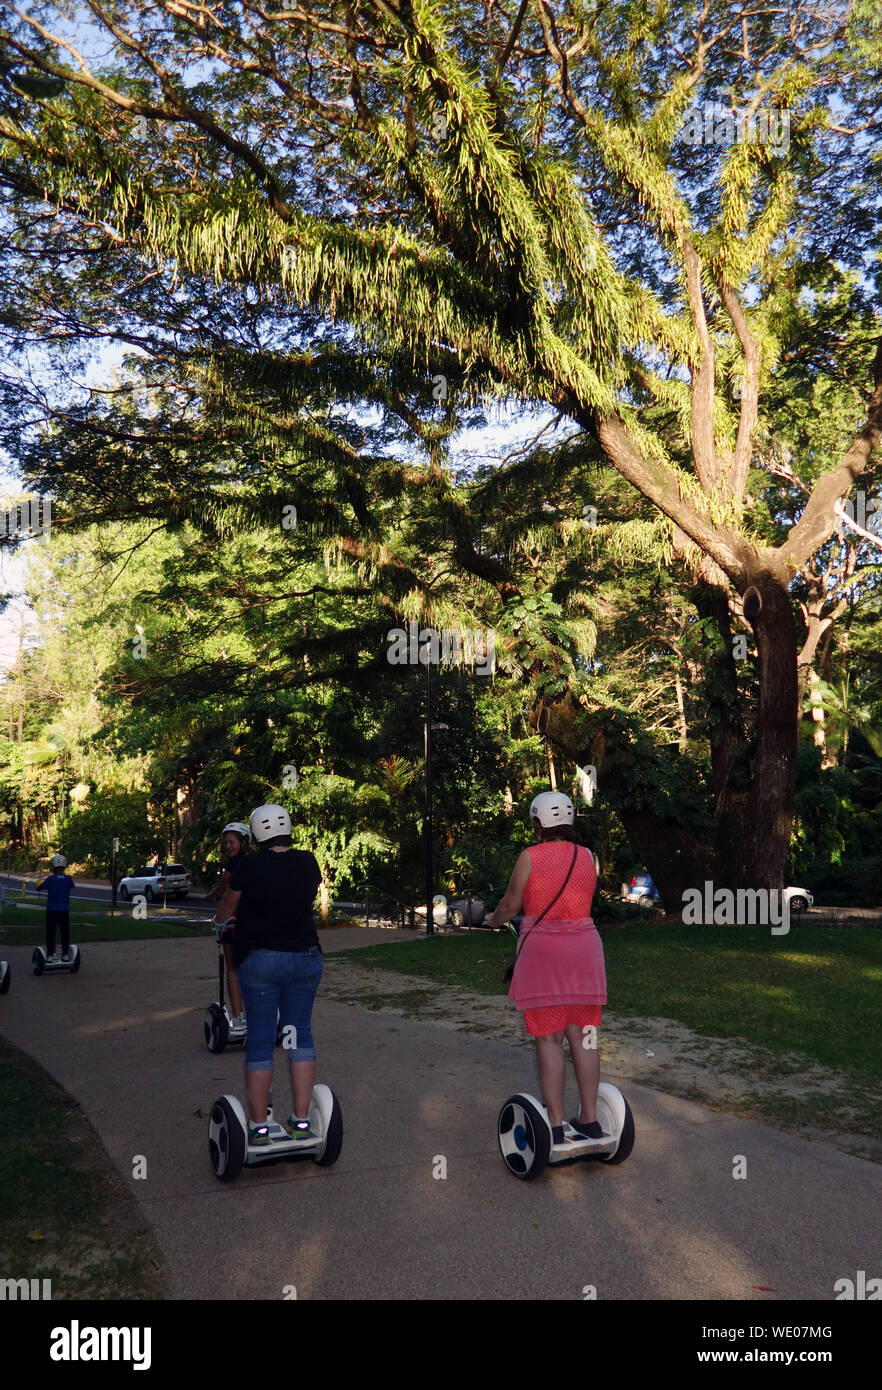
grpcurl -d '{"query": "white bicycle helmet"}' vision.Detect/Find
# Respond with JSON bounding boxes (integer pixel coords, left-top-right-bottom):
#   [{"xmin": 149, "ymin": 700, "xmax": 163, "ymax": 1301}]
[
  {"xmin": 50, "ymin": 853, "xmax": 67, "ymax": 869},
  {"xmin": 529, "ymin": 791, "xmax": 574, "ymax": 827},
  {"xmin": 249, "ymin": 804, "xmax": 292, "ymax": 843},
  {"xmin": 221, "ymin": 821, "xmax": 250, "ymax": 842}
]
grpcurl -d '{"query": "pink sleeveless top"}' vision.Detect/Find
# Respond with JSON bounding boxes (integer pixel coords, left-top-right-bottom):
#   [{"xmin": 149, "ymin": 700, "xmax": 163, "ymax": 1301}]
[
  {"xmin": 509, "ymin": 842, "xmax": 606, "ymax": 1010},
  {"xmin": 523, "ymin": 841, "xmax": 596, "ymax": 919}
]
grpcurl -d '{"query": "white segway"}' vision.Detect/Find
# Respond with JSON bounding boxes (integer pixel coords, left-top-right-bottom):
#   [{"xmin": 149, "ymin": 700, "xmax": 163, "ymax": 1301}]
[
  {"xmin": 32, "ymin": 944, "xmax": 81, "ymax": 976},
  {"xmin": 0, "ymin": 960, "xmax": 10, "ymax": 993},
  {"xmin": 208, "ymin": 1084, "xmax": 343, "ymax": 1182},
  {"xmin": 498, "ymin": 1082, "xmax": 634, "ymax": 1180},
  {"xmin": 203, "ymin": 920, "xmax": 283, "ymax": 1053},
  {"xmin": 203, "ymin": 920, "xmax": 246, "ymax": 1052}
]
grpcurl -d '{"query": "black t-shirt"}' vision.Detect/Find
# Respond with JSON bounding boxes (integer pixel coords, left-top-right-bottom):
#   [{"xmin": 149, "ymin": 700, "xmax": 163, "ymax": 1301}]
[{"xmin": 229, "ymin": 848, "xmax": 322, "ymax": 965}]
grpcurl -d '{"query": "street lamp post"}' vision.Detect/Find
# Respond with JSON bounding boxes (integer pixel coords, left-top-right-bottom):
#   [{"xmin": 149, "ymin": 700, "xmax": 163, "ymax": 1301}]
[
  {"xmin": 423, "ymin": 655, "xmax": 449, "ymax": 935},
  {"xmin": 111, "ymin": 836, "xmax": 119, "ymax": 919},
  {"xmin": 424, "ymin": 658, "xmax": 433, "ymax": 935}
]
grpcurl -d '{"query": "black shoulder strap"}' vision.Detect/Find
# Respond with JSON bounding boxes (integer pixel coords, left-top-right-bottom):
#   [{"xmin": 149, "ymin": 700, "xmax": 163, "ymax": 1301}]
[{"xmin": 512, "ymin": 843, "xmax": 580, "ymax": 970}]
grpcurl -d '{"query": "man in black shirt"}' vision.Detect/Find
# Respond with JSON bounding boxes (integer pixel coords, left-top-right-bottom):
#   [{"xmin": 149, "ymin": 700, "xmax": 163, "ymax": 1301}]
[{"xmin": 216, "ymin": 804, "xmax": 324, "ymax": 1146}]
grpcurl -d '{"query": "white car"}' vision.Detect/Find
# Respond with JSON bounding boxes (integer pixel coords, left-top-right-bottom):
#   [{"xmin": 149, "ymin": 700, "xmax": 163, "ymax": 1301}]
[
  {"xmin": 784, "ymin": 886, "xmax": 813, "ymax": 912},
  {"xmin": 118, "ymin": 863, "xmax": 191, "ymax": 902}
]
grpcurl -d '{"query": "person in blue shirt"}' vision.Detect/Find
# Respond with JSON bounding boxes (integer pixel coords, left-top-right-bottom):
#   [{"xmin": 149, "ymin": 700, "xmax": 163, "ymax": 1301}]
[{"xmin": 38, "ymin": 854, "xmax": 76, "ymax": 962}]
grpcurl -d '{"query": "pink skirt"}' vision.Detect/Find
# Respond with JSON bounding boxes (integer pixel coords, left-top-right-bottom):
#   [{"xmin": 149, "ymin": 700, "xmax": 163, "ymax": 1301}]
[{"xmin": 508, "ymin": 917, "xmax": 606, "ymax": 1011}]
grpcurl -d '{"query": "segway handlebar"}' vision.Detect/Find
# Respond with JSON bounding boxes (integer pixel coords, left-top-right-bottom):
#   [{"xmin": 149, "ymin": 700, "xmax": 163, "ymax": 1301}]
[{"xmin": 211, "ymin": 916, "xmax": 236, "ymax": 943}]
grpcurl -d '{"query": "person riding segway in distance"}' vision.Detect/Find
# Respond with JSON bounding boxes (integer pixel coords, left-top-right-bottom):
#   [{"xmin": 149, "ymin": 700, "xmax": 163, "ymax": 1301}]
[
  {"xmin": 205, "ymin": 822, "xmax": 251, "ymax": 1038},
  {"xmin": 487, "ymin": 791, "xmax": 610, "ymax": 1149},
  {"xmin": 213, "ymin": 804, "xmax": 323, "ymax": 1147},
  {"xmin": 38, "ymin": 854, "xmax": 76, "ymax": 963}
]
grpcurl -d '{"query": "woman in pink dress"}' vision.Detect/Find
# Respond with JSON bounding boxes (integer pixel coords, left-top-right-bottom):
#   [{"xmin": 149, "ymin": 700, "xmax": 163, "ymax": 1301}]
[{"xmin": 487, "ymin": 791, "xmax": 608, "ymax": 1149}]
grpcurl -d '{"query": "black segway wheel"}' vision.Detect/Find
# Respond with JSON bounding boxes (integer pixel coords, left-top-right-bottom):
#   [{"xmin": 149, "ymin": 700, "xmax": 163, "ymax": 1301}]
[
  {"xmin": 32, "ymin": 949, "xmax": 45, "ymax": 977},
  {"xmin": 498, "ymin": 1094, "xmax": 551, "ymax": 1179},
  {"xmin": 70, "ymin": 948, "xmax": 81, "ymax": 974},
  {"xmin": 0, "ymin": 962, "xmax": 10, "ymax": 994},
  {"xmin": 208, "ymin": 1098, "xmax": 246, "ymax": 1181},
  {"xmin": 204, "ymin": 1003, "xmax": 229, "ymax": 1053},
  {"xmin": 315, "ymin": 1090, "xmax": 343, "ymax": 1167},
  {"xmin": 596, "ymin": 1086, "xmax": 635, "ymax": 1166}
]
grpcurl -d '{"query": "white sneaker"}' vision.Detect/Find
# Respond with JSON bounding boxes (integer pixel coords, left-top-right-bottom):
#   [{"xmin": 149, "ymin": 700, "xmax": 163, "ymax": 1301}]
[
  {"xmin": 47, "ymin": 953, "xmax": 59, "ymax": 963},
  {"xmin": 62, "ymin": 952, "xmax": 73, "ymax": 963}
]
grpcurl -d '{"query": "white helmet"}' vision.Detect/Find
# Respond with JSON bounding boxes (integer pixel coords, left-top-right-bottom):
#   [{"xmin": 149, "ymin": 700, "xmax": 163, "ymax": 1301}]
[
  {"xmin": 222, "ymin": 821, "xmax": 250, "ymax": 842},
  {"xmin": 529, "ymin": 791, "xmax": 574, "ymax": 827},
  {"xmin": 51, "ymin": 853, "xmax": 67, "ymax": 868},
  {"xmin": 249, "ymin": 804, "xmax": 292, "ymax": 843}
]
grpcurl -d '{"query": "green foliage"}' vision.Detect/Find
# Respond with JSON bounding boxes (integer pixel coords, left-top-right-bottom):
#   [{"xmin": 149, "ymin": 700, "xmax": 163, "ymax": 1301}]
[
  {"xmin": 0, "ymin": 0, "xmax": 879, "ymax": 899},
  {"xmin": 60, "ymin": 790, "xmax": 160, "ymax": 876}
]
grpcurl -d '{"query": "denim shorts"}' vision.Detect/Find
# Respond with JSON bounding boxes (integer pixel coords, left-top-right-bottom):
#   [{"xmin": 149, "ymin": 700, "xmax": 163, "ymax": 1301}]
[{"xmin": 237, "ymin": 946, "xmax": 323, "ymax": 1069}]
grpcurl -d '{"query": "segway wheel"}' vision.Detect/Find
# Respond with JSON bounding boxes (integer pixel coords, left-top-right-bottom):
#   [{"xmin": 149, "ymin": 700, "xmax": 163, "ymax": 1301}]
[
  {"xmin": 312, "ymin": 1086, "xmax": 344, "ymax": 1167},
  {"xmin": 595, "ymin": 1083, "xmax": 635, "ymax": 1166},
  {"xmin": 32, "ymin": 949, "xmax": 45, "ymax": 977},
  {"xmin": 204, "ymin": 1003, "xmax": 229, "ymax": 1053},
  {"xmin": 208, "ymin": 1098, "xmax": 246, "ymax": 1181},
  {"xmin": 70, "ymin": 948, "xmax": 81, "ymax": 974},
  {"xmin": 498, "ymin": 1094, "xmax": 551, "ymax": 1179},
  {"xmin": 0, "ymin": 962, "xmax": 10, "ymax": 994}
]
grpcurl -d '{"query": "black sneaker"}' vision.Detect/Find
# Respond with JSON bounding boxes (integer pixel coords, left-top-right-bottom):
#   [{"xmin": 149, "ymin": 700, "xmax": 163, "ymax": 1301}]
[{"xmin": 567, "ymin": 1117, "xmax": 607, "ymax": 1139}]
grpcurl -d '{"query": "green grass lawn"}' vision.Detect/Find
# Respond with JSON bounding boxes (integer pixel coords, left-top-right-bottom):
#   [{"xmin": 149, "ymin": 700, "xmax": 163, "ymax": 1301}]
[
  {"xmin": 336, "ymin": 923, "xmax": 882, "ymax": 1079},
  {"xmin": 0, "ymin": 899, "xmax": 365, "ymax": 945},
  {"xmin": 0, "ymin": 898, "xmax": 203, "ymax": 944},
  {"xmin": 0, "ymin": 1037, "xmax": 166, "ymax": 1299}
]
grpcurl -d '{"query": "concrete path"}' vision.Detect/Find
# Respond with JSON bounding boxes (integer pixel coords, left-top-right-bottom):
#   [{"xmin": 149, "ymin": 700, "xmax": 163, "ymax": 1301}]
[{"xmin": 0, "ymin": 932, "xmax": 879, "ymax": 1301}]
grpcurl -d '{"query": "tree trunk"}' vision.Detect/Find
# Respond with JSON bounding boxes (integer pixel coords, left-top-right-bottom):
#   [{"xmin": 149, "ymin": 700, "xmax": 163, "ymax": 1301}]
[
  {"xmin": 693, "ymin": 583, "xmax": 751, "ymax": 889},
  {"xmin": 674, "ymin": 671, "xmax": 687, "ymax": 753},
  {"xmin": 746, "ymin": 575, "xmax": 799, "ymax": 889}
]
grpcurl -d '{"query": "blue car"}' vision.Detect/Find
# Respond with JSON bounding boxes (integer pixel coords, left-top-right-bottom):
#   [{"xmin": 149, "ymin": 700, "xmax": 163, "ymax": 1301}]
[{"xmin": 620, "ymin": 874, "xmax": 662, "ymax": 908}]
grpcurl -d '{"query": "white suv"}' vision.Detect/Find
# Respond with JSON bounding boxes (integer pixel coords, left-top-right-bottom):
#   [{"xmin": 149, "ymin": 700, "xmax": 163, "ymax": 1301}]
[{"xmin": 118, "ymin": 863, "xmax": 191, "ymax": 902}]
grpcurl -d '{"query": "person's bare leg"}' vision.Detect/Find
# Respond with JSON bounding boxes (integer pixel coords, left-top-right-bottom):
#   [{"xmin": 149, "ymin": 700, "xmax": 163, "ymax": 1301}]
[
  {"xmin": 291, "ymin": 1059, "xmax": 316, "ymax": 1119},
  {"xmin": 565, "ymin": 1024, "xmax": 600, "ymax": 1123},
  {"xmin": 224, "ymin": 944, "xmax": 244, "ymax": 1017},
  {"xmin": 246, "ymin": 1067, "xmax": 272, "ymax": 1125},
  {"xmin": 535, "ymin": 1032, "xmax": 566, "ymax": 1126}
]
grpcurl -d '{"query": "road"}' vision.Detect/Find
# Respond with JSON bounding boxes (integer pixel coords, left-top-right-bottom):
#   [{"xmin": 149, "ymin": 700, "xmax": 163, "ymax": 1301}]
[{"xmin": 0, "ymin": 930, "xmax": 879, "ymax": 1300}]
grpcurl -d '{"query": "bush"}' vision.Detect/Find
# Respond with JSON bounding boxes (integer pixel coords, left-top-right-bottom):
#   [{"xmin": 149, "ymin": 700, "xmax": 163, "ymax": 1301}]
[{"xmin": 799, "ymin": 856, "xmax": 881, "ymax": 907}]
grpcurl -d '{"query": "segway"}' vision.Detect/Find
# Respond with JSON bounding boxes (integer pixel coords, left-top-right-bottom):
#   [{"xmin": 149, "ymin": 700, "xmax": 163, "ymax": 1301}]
[
  {"xmin": 203, "ymin": 920, "xmax": 283, "ymax": 1053},
  {"xmin": 0, "ymin": 960, "xmax": 10, "ymax": 994},
  {"xmin": 203, "ymin": 920, "xmax": 245, "ymax": 1052},
  {"xmin": 498, "ymin": 1082, "xmax": 634, "ymax": 1180},
  {"xmin": 32, "ymin": 944, "xmax": 81, "ymax": 976},
  {"xmin": 208, "ymin": 1084, "xmax": 343, "ymax": 1182}
]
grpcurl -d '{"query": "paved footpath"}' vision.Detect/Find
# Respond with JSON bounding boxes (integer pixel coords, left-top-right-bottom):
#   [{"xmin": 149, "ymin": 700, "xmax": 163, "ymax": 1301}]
[{"xmin": 0, "ymin": 932, "xmax": 879, "ymax": 1300}]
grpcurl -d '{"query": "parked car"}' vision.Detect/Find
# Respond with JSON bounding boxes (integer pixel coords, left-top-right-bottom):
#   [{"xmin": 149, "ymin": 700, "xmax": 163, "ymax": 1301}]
[
  {"xmin": 783, "ymin": 886, "xmax": 813, "ymax": 913},
  {"xmin": 118, "ymin": 863, "xmax": 191, "ymax": 902},
  {"xmin": 620, "ymin": 874, "xmax": 662, "ymax": 908},
  {"xmin": 446, "ymin": 885, "xmax": 509, "ymax": 929},
  {"xmin": 448, "ymin": 895, "xmax": 488, "ymax": 928}
]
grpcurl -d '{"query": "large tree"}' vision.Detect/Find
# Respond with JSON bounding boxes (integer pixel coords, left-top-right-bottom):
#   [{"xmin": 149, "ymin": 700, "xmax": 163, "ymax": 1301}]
[{"xmin": 1, "ymin": 0, "xmax": 881, "ymax": 896}]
